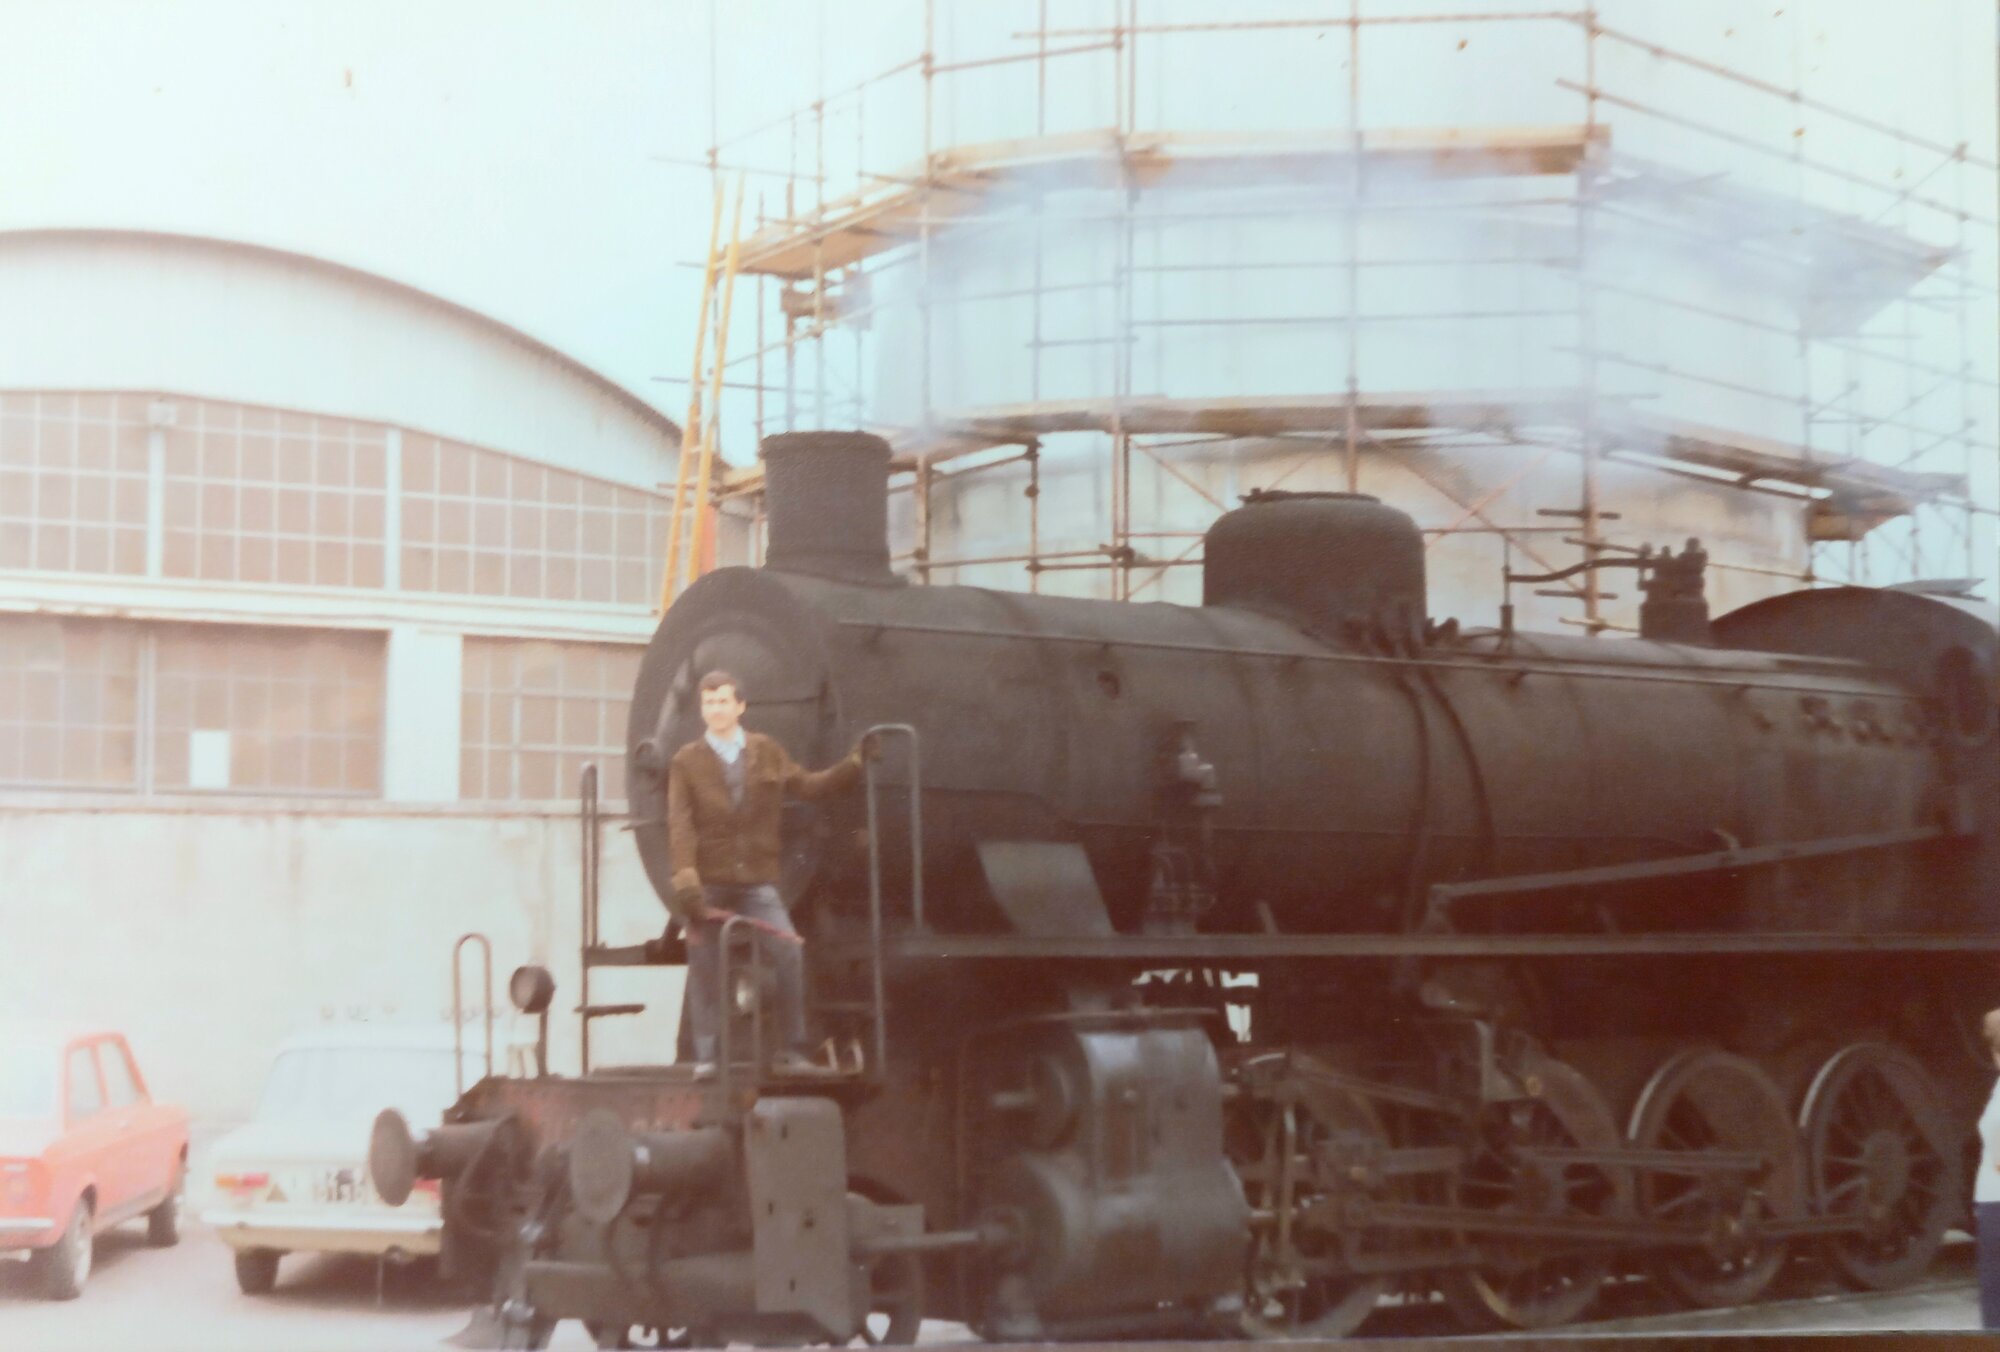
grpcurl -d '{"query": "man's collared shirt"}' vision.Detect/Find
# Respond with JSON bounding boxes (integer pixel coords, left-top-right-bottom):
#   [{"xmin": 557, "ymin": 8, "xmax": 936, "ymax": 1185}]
[{"xmin": 705, "ymin": 728, "xmax": 747, "ymax": 764}]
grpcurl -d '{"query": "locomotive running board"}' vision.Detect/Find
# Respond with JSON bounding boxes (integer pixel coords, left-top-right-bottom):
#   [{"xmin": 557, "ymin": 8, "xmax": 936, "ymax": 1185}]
[{"xmin": 852, "ymin": 931, "xmax": 2000, "ymax": 960}]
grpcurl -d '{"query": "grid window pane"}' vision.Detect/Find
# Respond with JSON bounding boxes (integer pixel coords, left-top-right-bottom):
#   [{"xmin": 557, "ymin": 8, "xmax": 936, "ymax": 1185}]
[
  {"xmin": 401, "ymin": 434, "xmax": 669, "ymax": 606},
  {"xmin": 158, "ymin": 399, "xmax": 389, "ymax": 589},
  {"xmin": 0, "ymin": 393, "xmax": 151, "ymax": 577},
  {"xmin": 0, "ymin": 615, "xmax": 142, "ymax": 789},
  {"xmin": 460, "ymin": 638, "xmax": 640, "ymax": 803},
  {"xmin": 151, "ymin": 625, "xmax": 384, "ymax": 795}
]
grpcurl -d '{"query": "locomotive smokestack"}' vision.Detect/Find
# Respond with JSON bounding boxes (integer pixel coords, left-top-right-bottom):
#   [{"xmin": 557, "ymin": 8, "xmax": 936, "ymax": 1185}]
[{"xmin": 760, "ymin": 430, "xmax": 897, "ymax": 585}]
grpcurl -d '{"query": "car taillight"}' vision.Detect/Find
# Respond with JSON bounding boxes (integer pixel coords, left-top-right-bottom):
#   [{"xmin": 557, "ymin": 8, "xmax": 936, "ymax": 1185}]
[
  {"xmin": 0, "ymin": 1162, "xmax": 37, "ymax": 1208},
  {"xmin": 215, "ymin": 1171, "xmax": 269, "ymax": 1192}
]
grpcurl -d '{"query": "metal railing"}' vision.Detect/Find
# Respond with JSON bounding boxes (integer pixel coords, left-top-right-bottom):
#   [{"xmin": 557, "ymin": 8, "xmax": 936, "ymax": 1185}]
[
  {"xmin": 862, "ymin": 724, "xmax": 925, "ymax": 1079},
  {"xmin": 578, "ymin": 762, "xmax": 601, "ymax": 1074},
  {"xmin": 450, "ymin": 932, "xmax": 495, "ymax": 1098}
]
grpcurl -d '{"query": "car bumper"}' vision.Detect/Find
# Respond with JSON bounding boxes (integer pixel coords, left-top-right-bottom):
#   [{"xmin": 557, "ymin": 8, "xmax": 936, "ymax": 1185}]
[
  {"xmin": 199, "ymin": 1209, "xmax": 442, "ymax": 1257},
  {"xmin": 0, "ymin": 1216, "xmax": 58, "ymax": 1256}
]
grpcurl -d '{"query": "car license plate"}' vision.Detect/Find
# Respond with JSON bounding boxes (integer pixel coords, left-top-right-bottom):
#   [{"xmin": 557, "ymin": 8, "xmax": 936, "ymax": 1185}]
[{"xmin": 312, "ymin": 1168, "xmax": 366, "ymax": 1205}]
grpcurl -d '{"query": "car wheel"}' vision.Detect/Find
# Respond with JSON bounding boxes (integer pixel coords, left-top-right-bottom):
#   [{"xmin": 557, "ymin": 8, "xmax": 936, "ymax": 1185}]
[
  {"xmin": 33, "ymin": 1198, "xmax": 93, "ymax": 1300},
  {"xmin": 234, "ymin": 1248, "xmax": 282, "ymax": 1296},
  {"xmin": 146, "ymin": 1167, "xmax": 184, "ymax": 1247}
]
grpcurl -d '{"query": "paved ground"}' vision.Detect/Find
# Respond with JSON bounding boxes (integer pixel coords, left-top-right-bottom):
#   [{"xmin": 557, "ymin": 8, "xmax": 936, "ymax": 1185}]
[{"xmin": 0, "ymin": 1215, "xmax": 1981, "ymax": 1351}]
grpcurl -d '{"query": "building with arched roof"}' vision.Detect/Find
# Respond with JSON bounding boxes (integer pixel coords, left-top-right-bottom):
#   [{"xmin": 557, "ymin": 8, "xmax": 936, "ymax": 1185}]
[{"xmin": 0, "ymin": 230, "xmax": 689, "ymax": 1117}]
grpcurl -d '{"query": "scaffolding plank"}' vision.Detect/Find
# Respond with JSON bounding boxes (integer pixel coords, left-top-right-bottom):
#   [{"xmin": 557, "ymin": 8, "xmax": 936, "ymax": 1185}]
[
  {"xmin": 723, "ymin": 391, "xmax": 1961, "ymax": 539},
  {"xmin": 736, "ymin": 126, "xmax": 1610, "ymax": 279}
]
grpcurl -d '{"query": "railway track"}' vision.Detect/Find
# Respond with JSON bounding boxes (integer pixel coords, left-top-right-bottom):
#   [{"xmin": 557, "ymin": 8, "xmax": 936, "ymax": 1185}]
[
  {"xmin": 886, "ymin": 1247, "xmax": 1982, "ymax": 1346},
  {"xmin": 1328, "ymin": 1243, "xmax": 1981, "ymax": 1338},
  {"xmin": 1568, "ymin": 1246, "xmax": 1978, "ymax": 1336}
]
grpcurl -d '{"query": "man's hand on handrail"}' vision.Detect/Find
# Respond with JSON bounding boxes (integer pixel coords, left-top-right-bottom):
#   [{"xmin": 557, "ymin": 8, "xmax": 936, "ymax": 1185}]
[{"xmin": 670, "ymin": 868, "xmax": 713, "ymax": 923}]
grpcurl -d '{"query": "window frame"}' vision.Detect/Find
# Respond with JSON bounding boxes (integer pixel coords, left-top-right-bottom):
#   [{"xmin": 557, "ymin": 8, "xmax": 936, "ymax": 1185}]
[
  {"xmin": 0, "ymin": 615, "xmax": 388, "ymax": 800},
  {"xmin": 99, "ymin": 1038, "xmax": 145, "ymax": 1109},
  {"xmin": 64, "ymin": 1042, "xmax": 106, "ymax": 1127}
]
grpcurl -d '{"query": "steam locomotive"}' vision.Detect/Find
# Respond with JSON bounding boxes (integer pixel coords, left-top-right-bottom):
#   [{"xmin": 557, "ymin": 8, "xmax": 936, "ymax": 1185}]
[{"xmin": 368, "ymin": 430, "xmax": 1999, "ymax": 1349}]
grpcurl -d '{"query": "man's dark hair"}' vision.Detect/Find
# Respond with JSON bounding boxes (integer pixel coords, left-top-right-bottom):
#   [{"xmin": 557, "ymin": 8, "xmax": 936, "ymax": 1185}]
[{"xmin": 699, "ymin": 670, "xmax": 744, "ymax": 700}]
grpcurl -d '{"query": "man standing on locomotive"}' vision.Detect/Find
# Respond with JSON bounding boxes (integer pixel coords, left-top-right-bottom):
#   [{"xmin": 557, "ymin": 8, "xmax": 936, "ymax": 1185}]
[{"xmin": 666, "ymin": 669, "xmax": 872, "ymax": 1076}]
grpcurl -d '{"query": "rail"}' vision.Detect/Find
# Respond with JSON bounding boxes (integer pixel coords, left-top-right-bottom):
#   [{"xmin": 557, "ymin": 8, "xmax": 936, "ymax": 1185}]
[
  {"xmin": 451, "ymin": 932, "xmax": 495, "ymax": 1098},
  {"xmin": 574, "ymin": 762, "xmax": 649, "ymax": 1069},
  {"xmin": 862, "ymin": 724, "xmax": 925, "ymax": 1081},
  {"xmin": 714, "ymin": 915, "xmax": 759, "ymax": 1093},
  {"xmin": 578, "ymin": 762, "xmax": 601, "ymax": 1073}
]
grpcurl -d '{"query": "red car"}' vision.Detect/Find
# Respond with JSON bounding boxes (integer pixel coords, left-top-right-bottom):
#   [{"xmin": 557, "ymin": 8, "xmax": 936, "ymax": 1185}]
[{"xmin": 0, "ymin": 1022, "xmax": 189, "ymax": 1298}]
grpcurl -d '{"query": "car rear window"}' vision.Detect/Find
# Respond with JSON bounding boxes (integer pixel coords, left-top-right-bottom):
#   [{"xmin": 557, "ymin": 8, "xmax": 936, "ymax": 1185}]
[
  {"xmin": 66, "ymin": 1046, "xmax": 102, "ymax": 1121},
  {"xmin": 256, "ymin": 1047, "xmax": 462, "ymax": 1125},
  {"xmin": 0, "ymin": 1042, "xmax": 56, "ymax": 1116},
  {"xmin": 100, "ymin": 1042, "xmax": 143, "ymax": 1108}
]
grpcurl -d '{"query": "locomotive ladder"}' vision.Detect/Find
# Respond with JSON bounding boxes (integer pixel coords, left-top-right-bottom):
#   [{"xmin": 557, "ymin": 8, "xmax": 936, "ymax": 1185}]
[
  {"xmin": 577, "ymin": 762, "xmax": 644, "ymax": 1074},
  {"xmin": 685, "ymin": 725, "xmax": 923, "ymax": 1086},
  {"xmin": 573, "ymin": 732, "xmax": 924, "ymax": 1083},
  {"xmin": 792, "ymin": 724, "xmax": 927, "ymax": 1083}
]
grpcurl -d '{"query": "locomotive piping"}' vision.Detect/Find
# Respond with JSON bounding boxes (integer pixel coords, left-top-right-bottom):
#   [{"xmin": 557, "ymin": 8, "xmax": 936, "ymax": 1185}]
[{"xmin": 830, "ymin": 618, "xmax": 1928, "ymax": 698}]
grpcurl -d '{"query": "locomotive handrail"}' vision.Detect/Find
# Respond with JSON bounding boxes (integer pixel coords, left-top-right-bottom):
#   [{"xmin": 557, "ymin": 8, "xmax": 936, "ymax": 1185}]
[
  {"xmin": 831, "ymin": 617, "xmax": 1933, "ymax": 699},
  {"xmin": 578, "ymin": 762, "xmax": 601, "ymax": 1073},
  {"xmin": 862, "ymin": 723, "xmax": 923, "ymax": 1082},
  {"xmin": 451, "ymin": 932, "xmax": 495, "ymax": 1098}
]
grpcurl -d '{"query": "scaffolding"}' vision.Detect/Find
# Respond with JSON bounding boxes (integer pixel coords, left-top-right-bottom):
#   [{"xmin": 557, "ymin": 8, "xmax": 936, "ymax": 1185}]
[{"xmin": 678, "ymin": 3, "xmax": 1997, "ymax": 629}]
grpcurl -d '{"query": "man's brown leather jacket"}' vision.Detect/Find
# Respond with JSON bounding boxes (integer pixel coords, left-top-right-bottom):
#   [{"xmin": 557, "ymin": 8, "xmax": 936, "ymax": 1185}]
[{"xmin": 665, "ymin": 733, "xmax": 863, "ymax": 918}]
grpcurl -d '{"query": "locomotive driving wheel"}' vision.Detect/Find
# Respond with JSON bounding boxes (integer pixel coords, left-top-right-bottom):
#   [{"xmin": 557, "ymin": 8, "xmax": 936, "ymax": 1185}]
[
  {"xmin": 1800, "ymin": 1042, "xmax": 1962, "ymax": 1291},
  {"xmin": 1440, "ymin": 1052, "xmax": 1629, "ymax": 1332},
  {"xmin": 1226, "ymin": 1053, "xmax": 1389, "ymax": 1339},
  {"xmin": 1627, "ymin": 1049, "xmax": 1804, "ymax": 1309}
]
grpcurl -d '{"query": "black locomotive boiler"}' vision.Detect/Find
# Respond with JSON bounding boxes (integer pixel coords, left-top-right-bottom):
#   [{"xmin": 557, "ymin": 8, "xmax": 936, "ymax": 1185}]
[{"xmin": 370, "ymin": 430, "xmax": 2000, "ymax": 1349}]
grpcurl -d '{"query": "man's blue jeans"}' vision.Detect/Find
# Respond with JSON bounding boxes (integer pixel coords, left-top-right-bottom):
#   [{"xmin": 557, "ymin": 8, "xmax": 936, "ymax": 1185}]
[{"xmin": 684, "ymin": 883, "xmax": 808, "ymax": 1063}]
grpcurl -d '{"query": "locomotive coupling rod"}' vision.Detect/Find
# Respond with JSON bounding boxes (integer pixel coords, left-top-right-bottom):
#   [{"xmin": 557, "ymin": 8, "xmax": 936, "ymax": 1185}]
[
  {"xmin": 1372, "ymin": 1145, "xmax": 1466, "ymax": 1177},
  {"xmin": 1289, "ymin": 1062, "xmax": 1465, "ymax": 1118},
  {"xmin": 1762, "ymin": 1213, "xmax": 1874, "ymax": 1239},
  {"xmin": 1517, "ymin": 1144, "xmax": 1768, "ymax": 1176},
  {"xmin": 1366, "ymin": 1203, "xmax": 1719, "ymax": 1248},
  {"xmin": 853, "ymin": 1226, "xmax": 990, "ymax": 1256}
]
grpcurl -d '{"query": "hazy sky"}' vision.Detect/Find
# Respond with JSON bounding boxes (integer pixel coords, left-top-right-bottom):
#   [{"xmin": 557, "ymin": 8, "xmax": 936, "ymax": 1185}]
[
  {"xmin": 1, "ymin": 0, "xmax": 1992, "ymax": 481},
  {"xmin": 0, "ymin": 1, "xmax": 735, "ymax": 412}
]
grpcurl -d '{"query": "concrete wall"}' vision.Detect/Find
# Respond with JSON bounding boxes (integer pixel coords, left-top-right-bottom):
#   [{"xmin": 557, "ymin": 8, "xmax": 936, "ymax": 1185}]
[{"xmin": 0, "ymin": 805, "xmax": 684, "ymax": 1126}]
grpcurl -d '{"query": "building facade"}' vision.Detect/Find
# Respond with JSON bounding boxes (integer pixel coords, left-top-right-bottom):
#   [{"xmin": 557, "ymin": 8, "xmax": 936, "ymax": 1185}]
[{"xmin": 0, "ymin": 230, "xmax": 694, "ymax": 1121}]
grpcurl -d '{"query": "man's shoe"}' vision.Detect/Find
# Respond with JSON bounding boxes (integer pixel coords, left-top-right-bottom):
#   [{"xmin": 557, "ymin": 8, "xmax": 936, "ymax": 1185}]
[{"xmin": 769, "ymin": 1050, "xmax": 836, "ymax": 1077}]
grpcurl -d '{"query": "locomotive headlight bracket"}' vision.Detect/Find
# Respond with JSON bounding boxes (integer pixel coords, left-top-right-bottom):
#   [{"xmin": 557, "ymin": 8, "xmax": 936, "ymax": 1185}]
[
  {"xmin": 509, "ymin": 965, "xmax": 556, "ymax": 1015},
  {"xmin": 509, "ymin": 965, "xmax": 556, "ymax": 1078}
]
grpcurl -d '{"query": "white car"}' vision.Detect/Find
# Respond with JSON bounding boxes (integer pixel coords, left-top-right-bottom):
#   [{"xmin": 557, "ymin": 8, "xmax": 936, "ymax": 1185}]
[{"xmin": 202, "ymin": 1022, "xmax": 485, "ymax": 1295}]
